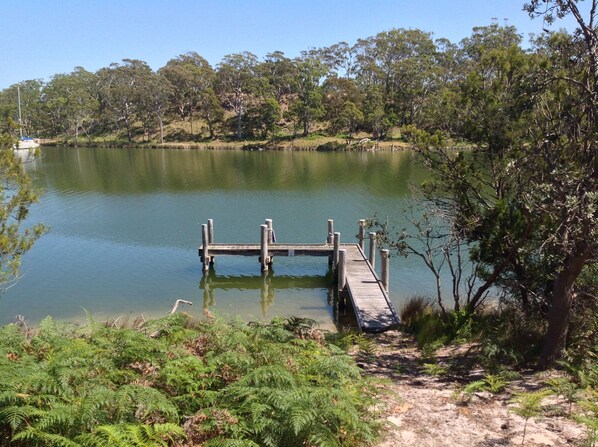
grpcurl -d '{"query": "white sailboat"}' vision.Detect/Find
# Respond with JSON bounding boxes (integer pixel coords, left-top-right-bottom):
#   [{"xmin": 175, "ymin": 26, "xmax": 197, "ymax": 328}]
[{"xmin": 14, "ymin": 85, "xmax": 40, "ymax": 151}]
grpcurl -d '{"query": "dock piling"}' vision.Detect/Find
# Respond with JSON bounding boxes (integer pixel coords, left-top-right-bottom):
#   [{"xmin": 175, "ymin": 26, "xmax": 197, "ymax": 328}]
[
  {"xmin": 338, "ymin": 249, "xmax": 347, "ymax": 290},
  {"xmin": 265, "ymin": 219, "xmax": 273, "ymax": 243},
  {"xmin": 368, "ymin": 232, "xmax": 377, "ymax": 269},
  {"xmin": 333, "ymin": 232, "xmax": 340, "ymax": 269},
  {"xmin": 208, "ymin": 219, "xmax": 214, "ymax": 243},
  {"xmin": 358, "ymin": 219, "xmax": 366, "ymax": 250},
  {"xmin": 260, "ymin": 224, "xmax": 270, "ymax": 271},
  {"xmin": 201, "ymin": 224, "xmax": 209, "ymax": 272},
  {"xmin": 327, "ymin": 219, "xmax": 334, "ymax": 244},
  {"xmin": 381, "ymin": 249, "xmax": 389, "ymax": 293}
]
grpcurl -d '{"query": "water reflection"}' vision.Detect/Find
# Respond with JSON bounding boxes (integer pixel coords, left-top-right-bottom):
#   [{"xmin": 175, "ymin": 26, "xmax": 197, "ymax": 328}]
[
  {"xmin": 2, "ymin": 146, "xmax": 440, "ymax": 327},
  {"xmin": 199, "ymin": 268, "xmax": 358, "ymax": 329},
  {"xmin": 41, "ymin": 147, "xmax": 425, "ymax": 196}
]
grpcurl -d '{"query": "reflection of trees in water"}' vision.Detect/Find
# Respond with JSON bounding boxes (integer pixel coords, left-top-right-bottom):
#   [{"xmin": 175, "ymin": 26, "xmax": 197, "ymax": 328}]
[{"xmin": 40, "ymin": 147, "xmax": 425, "ymax": 196}]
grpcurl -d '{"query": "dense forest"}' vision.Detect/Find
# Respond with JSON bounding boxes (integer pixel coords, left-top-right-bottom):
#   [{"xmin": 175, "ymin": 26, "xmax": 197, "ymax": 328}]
[{"xmin": 0, "ymin": 22, "xmax": 566, "ymax": 145}]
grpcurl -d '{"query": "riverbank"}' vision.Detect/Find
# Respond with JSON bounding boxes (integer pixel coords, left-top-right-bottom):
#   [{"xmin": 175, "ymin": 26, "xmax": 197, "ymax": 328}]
[
  {"xmin": 359, "ymin": 331, "xmax": 588, "ymax": 447},
  {"xmin": 38, "ymin": 136, "xmax": 415, "ymax": 151}
]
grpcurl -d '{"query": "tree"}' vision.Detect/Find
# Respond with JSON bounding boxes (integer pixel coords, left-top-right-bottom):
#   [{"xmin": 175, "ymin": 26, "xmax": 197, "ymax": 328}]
[
  {"xmin": 322, "ymin": 76, "xmax": 363, "ymax": 135},
  {"xmin": 43, "ymin": 67, "xmax": 99, "ymax": 144},
  {"xmin": 287, "ymin": 57, "xmax": 327, "ymax": 137},
  {"xmin": 408, "ymin": 15, "xmax": 596, "ymax": 367},
  {"xmin": 521, "ymin": 0, "xmax": 598, "ymax": 366},
  {"xmin": 0, "ymin": 130, "xmax": 44, "ymax": 287},
  {"xmin": 217, "ymin": 52, "xmax": 258, "ymax": 139},
  {"xmin": 0, "ymin": 81, "xmax": 45, "ymax": 138},
  {"xmin": 258, "ymin": 51, "xmax": 298, "ymax": 105},
  {"xmin": 159, "ymin": 52, "xmax": 219, "ymax": 138},
  {"xmin": 354, "ymin": 29, "xmax": 438, "ymax": 127},
  {"xmin": 97, "ymin": 59, "xmax": 154, "ymax": 142},
  {"xmin": 137, "ymin": 71, "xmax": 171, "ymax": 143}
]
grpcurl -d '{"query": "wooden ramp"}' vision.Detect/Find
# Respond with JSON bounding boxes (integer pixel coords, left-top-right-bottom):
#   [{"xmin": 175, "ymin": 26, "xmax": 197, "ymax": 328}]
[{"xmin": 342, "ymin": 245, "xmax": 399, "ymax": 332}]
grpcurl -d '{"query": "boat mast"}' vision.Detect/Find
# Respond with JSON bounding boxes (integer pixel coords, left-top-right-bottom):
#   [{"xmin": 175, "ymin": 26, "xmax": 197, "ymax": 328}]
[{"xmin": 17, "ymin": 85, "xmax": 23, "ymax": 138}]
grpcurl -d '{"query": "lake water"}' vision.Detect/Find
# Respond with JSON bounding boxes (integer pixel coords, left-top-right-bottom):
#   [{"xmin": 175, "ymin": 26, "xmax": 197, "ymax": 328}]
[{"xmin": 0, "ymin": 147, "xmax": 436, "ymax": 329}]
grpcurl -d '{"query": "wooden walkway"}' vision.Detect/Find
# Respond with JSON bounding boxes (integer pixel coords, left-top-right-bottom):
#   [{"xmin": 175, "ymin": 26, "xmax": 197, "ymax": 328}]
[
  {"xmin": 342, "ymin": 244, "xmax": 399, "ymax": 332},
  {"xmin": 198, "ymin": 219, "xmax": 399, "ymax": 332}
]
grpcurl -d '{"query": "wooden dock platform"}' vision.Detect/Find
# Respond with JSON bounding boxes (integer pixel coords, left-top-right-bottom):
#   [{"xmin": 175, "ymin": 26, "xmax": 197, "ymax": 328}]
[
  {"xmin": 198, "ymin": 219, "xmax": 399, "ymax": 333},
  {"xmin": 342, "ymin": 244, "xmax": 399, "ymax": 332}
]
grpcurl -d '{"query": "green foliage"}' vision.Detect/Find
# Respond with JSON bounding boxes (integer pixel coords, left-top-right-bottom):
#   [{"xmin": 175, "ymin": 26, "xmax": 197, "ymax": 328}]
[
  {"xmin": 0, "ymin": 314, "xmax": 381, "ymax": 446},
  {"xmin": 574, "ymin": 388, "xmax": 598, "ymax": 447},
  {"xmin": 0, "ymin": 131, "xmax": 45, "ymax": 286},
  {"xmin": 421, "ymin": 363, "xmax": 447, "ymax": 377},
  {"xmin": 454, "ymin": 371, "xmax": 518, "ymax": 404},
  {"xmin": 510, "ymin": 389, "xmax": 552, "ymax": 445}
]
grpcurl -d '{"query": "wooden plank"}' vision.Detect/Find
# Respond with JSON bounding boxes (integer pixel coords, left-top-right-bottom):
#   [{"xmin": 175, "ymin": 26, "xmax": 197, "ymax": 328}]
[{"xmin": 342, "ymin": 245, "xmax": 399, "ymax": 333}]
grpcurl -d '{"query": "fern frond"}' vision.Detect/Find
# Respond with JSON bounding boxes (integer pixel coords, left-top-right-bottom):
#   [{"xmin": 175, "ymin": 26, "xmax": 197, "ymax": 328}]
[
  {"xmin": 12, "ymin": 427, "xmax": 83, "ymax": 447},
  {"xmin": 36, "ymin": 402, "xmax": 78, "ymax": 432},
  {"xmin": 204, "ymin": 439, "xmax": 260, "ymax": 447},
  {"xmin": 115, "ymin": 384, "xmax": 179, "ymax": 422},
  {"xmin": 0, "ymin": 404, "xmax": 43, "ymax": 430}
]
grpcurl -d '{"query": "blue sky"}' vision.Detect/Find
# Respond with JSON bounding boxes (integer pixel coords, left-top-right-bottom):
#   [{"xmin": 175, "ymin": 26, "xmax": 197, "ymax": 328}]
[{"xmin": 0, "ymin": 0, "xmax": 584, "ymax": 89}]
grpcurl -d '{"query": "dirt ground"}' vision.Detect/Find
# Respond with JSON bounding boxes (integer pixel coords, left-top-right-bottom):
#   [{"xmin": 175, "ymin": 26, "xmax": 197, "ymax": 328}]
[{"xmin": 353, "ymin": 331, "xmax": 588, "ymax": 447}]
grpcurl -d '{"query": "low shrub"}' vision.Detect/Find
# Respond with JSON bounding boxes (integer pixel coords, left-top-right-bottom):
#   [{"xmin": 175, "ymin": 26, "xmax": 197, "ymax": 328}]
[{"xmin": 0, "ymin": 314, "xmax": 381, "ymax": 447}]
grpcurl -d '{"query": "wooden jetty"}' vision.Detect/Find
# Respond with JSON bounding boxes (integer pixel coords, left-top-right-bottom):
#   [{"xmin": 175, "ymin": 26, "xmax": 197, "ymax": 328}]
[{"xmin": 198, "ymin": 219, "xmax": 399, "ymax": 333}]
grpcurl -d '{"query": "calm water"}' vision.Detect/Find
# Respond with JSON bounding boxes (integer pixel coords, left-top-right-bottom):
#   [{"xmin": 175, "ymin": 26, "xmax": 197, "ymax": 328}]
[{"xmin": 1, "ymin": 147, "xmax": 435, "ymax": 328}]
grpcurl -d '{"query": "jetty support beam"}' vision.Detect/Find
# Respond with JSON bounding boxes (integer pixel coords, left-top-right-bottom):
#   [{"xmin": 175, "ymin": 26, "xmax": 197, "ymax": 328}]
[
  {"xmin": 333, "ymin": 232, "xmax": 340, "ymax": 270},
  {"xmin": 381, "ymin": 249, "xmax": 389, "ymax": 293},
  {"xmin": 358, "ymin": 219, "xmax": 366, "ymax": 250},
  {"xmin": 327, "ymin": 219, "xmax": 334, "ymax": 244},
  {"xmin": 260, "ymin": 224, "xmax": 270, "ymax": 271},
  {"xmin": 338, "ymin": 249, "xmax": 347, "ymax": 291},
  {"xmin": 201, "ymin": 224, "xmax": 209, "ymax": 272},
  {"xmin": 368, "ymin": 232, "xmax": 377, "ymax": 269}
]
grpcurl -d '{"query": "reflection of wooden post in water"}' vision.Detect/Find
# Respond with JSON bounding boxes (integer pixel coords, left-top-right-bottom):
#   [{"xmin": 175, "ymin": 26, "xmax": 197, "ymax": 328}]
[
  {"xmin": 260, "ymin": 272, "xmax": 275, "ymax": 317},
  {"xmin": 381, "ymin": 249, "xmax": 389, "ymax": 293},
  {"xmin": 358, "ymin": 219, "xmax": 366, "ymax": 251},
  {"xmin": 201, "ymin": 272, "xmax": 215, "ymax": 309}
]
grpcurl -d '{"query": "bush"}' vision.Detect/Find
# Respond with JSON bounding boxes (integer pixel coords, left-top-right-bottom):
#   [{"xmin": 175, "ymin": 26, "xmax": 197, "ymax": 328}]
[{"xmin": 0, "ymin": 314, "xmax": 381, "ymax": 447}]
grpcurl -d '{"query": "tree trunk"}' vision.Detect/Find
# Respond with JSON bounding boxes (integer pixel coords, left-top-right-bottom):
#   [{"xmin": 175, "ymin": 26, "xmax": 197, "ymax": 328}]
[
  {"xmin": 540, "ymin": 247, "xmax": 589, "ymax": 368},
  {"xmin": 158, "ymin": 114, "xmax": 164, "ymax": 144}
]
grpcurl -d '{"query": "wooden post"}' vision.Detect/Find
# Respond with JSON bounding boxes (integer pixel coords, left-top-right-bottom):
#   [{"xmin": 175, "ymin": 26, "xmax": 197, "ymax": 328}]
[
  {"xmin": 369, "ymin": 232, "xmax": 376, "ymax": 269},
  {"xmin": 207, "ymin": 219, "xmax": 214, "ymax": 243},
  {"xmin": 260, "ymin": 224, "xmax": 269, "ymax": 271},
  {"xmin": 201, "ymin": 224, "xmax": 209, "ymax": 272},
  {"xmin": 327, "ymin": 219, "xmax": 334, "ymax": 244},
  {"xmin": 358, "ymin": 219, "xmax": 366, "ymax": 251},
  {"xmin": 381, "ymin": 249, "xmax": 389, "ymax": 293},
  {"xmin": 338, "ymin": 249, "xmax": 347, "ymax": 291},
  {"xmin": 265, "ymin": 219, "xmax": 273, "ymax": 243},
  {"xmin": 333, "ymin": 232, "xmax": 340, "ymax": 269}
]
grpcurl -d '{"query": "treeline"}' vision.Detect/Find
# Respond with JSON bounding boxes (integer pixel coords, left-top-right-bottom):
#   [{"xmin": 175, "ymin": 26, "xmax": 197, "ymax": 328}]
[{"xmin": 0, "ymin": 22, "xmax": 542, "ymax": 144}]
